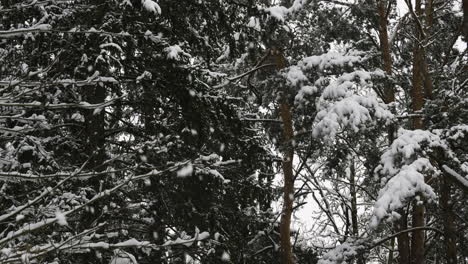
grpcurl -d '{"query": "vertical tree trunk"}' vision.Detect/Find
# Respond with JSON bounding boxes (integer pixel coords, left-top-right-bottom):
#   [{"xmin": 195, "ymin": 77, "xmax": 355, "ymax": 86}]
[
  {"xmin": 396, "ymin": 211, "xmax": 411, "ymax": 264},
  {"xmin": 280, "ymin": 100, "xmax": 294, "ymax": 264},
  {"xmin": 377, "ymin": 0, "xmax": 393, "ymax": 94},
  {"xmin": 377, "ymin": 2, "xmax": 409, "ymax": 264},
  {"xmin": 410, "ymin": 203, "xmax": 425, "ymax": 264},
  {"xmin": 410, "ymin": 1, "xmax": 426, "ymax": 264},
  {"xmin": 441, "ymin": 177, "xmax": 457, "ymax": 264}
]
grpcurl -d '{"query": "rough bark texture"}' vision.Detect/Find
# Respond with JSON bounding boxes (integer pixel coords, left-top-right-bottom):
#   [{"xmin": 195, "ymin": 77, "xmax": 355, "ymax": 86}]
[{"xmin": 280, "ymin": 101, "xmax": 295, "ymax": 264}]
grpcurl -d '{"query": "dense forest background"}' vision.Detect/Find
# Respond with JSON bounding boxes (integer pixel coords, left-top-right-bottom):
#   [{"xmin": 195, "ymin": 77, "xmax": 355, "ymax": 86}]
[{"xmin": 0, "ymin": 0, "xmax": 467, "ymax": 263}]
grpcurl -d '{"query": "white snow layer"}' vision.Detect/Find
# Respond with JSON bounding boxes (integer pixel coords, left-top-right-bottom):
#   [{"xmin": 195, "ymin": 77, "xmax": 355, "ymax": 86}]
[
  {"xmin": 370, "ymin": 129, "xmax": 445, "ymax": 228},
  {"xmin": 299, "ymin": 50, "xmax": 365, "ymax": 70},
  {"xmin": 311, "ymin": 69, "xmax": 392, "ymax": 139},
  {"xmin": 263, "ymin": 0, "xmax": 308, "ymax": 21},
  {"xmin": 177, "ymin": 163, "xmax": 193, "ymax": 177},
  {"xmin": 141, "ymin": 0, "xmax": 161, "ymax": 15},
  {"xmin": 313, "ymin": 94, "xmax": 393, "ymax": 139},
  {"xmin": 164, "ymin": 45, "xmax": 190, "ymax": 60},
  {"xmin": 318, "ymin": 240, "xmax": 363, "ymax": 264}
]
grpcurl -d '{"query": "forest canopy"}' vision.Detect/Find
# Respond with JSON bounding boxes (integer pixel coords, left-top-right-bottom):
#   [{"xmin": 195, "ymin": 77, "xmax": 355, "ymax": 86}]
[{"xmin": 0, "ymin": 0, "xmax": 467, "ymax": 263}]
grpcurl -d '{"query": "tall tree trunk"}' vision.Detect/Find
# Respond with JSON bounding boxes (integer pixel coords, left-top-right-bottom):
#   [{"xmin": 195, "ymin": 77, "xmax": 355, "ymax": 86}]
[
  {"xmin": 377, "ymin": 0, "xmax": 393, "ymax": 96},
  {"xmin": 410, "ymin": 203, "xmax": 425, "ymax": 264},
  {"xmin": 441, "ymin": 176, "xmax": 457, "ymax": 264},
  {"xmin": 280, "ymin": 100, "xmax": 295, "ymax": 264},
  {"xmin": 410, "ymin": 1, "xmax": 426, "ymax": 264},
  {"xmin": 396, "ymin": 211, "xmax": 411, "ymax": 264},
  {"xmin": 377, "ymin": 2, "xmax": 409, "ymax": 263}
]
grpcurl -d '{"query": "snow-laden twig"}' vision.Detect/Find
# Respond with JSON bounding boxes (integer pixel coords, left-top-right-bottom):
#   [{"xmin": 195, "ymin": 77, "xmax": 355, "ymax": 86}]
[
  {"xmin": 0, "ymin": 224, "xmax": 103, "ymax": 264},
  {"xmin": 0, "ymin": 98, "xmax": 120, "ymax": 110},
  {"xmin": 0, "ymin": 161, "xmax": 190, "ymax": 246},
  {"xmin": 0, "ymin": 169, "xmax": 127, "ymax": 182},
  {"xmin": 0, "ymin": 225, "xmax": 210, "ymax": 263},
  {"xmin": 0, "ymin": 159, "xmax": 90, "ymax": 222},
  {"xmin": 0, "ymin": 76, "xmax": 118, "ymax": 89}
]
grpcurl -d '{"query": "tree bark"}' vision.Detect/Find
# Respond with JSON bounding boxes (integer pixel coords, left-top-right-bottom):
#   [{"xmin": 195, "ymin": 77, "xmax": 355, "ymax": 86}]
[
  {"xmin": 377, "ymin": 0, "xmax": 394, "ymax": 102},
  {"xmin": 441, "ymin": 176, "xmax": 457, "ymax": 264},
  {"xmin": 410, "ymin": 2, "xmax": 426, "ymax": 263},
  {"xmin": 410, "ymin": 202, "xmax": 425, "ymax": 264},
  {"xmin": 280, "ymin": 100, "xmax": 295, "ymax": 264},
  {"xmin": 396, "ymin": 210, "xmax": 411, "ymax": 264},
  {"xmin": 377, "ymin": 2, "xmax": 409, "ymax": 263}
]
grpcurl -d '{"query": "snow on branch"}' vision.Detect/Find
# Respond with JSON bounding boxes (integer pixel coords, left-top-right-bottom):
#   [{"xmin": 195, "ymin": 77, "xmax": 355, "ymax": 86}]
[
  {"xmin": 164, "ymin": 45, "xmax": 191, "ymax": 60},
  {"xmin": 141, "ymin": 0, "xmax": 161, "ymax": 15},
  {"xmin": 318, "ymin": 239, "xmax": 365, "ymax": 264},
  {"xmin": 0, "ymin": 170, "xmax": 124, "ymax": 182},
  {"xmin": 299, "ymin": 50, "xmax": 367, "ymax": 71},
  {"xmin": 285, "ymin": 50, "xmax": 371, "ymax": 91},
  {"xmin": 0, "ymin": 24, "xmax": 52, "ymax": 38},
  {"xmin": 0, "ymin": 27, "xmax": 133, "ymax": 39},
  {"xmin": 319, "ymin": 226, "xmax": 444, "ymax": 263},
  {"xmin": 376, "ymin": 129, "xmax": 446, "ymax": 176},
  {"xmin": 370, "ymin": 129, "xmax": 446, "ymax": 229},
  {"xmin": 0, "ymin": 98, "xmax": 119, "ymax": 110},
  {"xmin": 0, "ymin": 227, "xmax": 210, "ymax": 263},
  {"xmin": 313, "ymin": 94, "xmax": 393, "ymax": 139},
  {"xmin": 320, "ymin": 70, "xmax": 384, "ymax": 100},
  {"xmin": 0, "ymin": 226, "xmax": 210, "ymax": 263},
  {"xmin": 0, "ymin": 158, "xmax": 91, "ymax": 223},
  {"xmin": 442, "ymin": 165, "xmax": 468, "ymax": 190},
  {"xmin": 262, "ymin": 0, "xmax": 309, "ymax": 22},
  {"xmin": 0, "ymin": 161, "xmax": 190, "ymax": 247},
  {"xmin": 311, "ymin": 70, "xmax": 392, "ymax": 140}
]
